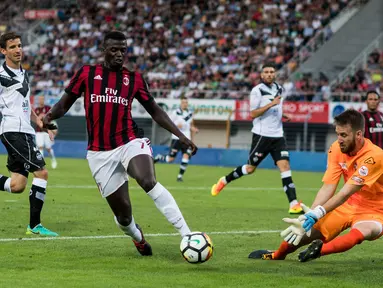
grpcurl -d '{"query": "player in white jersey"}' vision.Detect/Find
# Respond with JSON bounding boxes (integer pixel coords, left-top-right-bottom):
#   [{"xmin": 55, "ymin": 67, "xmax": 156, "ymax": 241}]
[
  {"xmin": 154, "ymin": 96, "xmax": 199, "ymax": 181},
  {"xmin": 0, "ymin": 32, "xmax": 58, "ymax": 236},
  {"xmin": 211, "ymin": 63, "xmax": 304, "ymax": 214}
]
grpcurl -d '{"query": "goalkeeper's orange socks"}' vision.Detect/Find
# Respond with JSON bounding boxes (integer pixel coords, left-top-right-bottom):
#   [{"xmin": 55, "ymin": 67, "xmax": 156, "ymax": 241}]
[
  {"xmin": 273, "ymin": 241, "xmax": 299, "ymax": 260},
  {"xmin": 321, "ymin": 228, "xmax": 364, "ymax": 256}
]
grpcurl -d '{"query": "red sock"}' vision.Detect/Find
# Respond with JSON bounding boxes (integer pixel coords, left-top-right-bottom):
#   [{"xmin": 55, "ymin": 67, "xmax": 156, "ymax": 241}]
[
  {"xmin": 273, "ymin": 241, "xmax": 299, "ymax": 260},
  {"xmin": 321, "ymin": 229, "xmax": 364, "ymax": 256}
]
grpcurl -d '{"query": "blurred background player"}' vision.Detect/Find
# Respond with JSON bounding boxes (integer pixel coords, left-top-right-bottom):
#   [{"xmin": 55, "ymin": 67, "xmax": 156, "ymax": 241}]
[
  {"xmin": 153, "ymin": 96, "xmax": 199, "ymax": 182},
  {"xmin": 0, "ymin": 32, "xmax": 58, "ymax": 236},
  {"xmin": 35, "ymin": 95, "xmax": 58, "ymax": 169},
  {"xmin": 362, "ymin": 90, "xmax": 383, "ymax": 148},
  {"xmin": 211, "ymin": 63, "xmax": 303, "ymax": 214},
  {"xmin": 249, "ymin": 110, "xmax": 383, "ymax": 262}
]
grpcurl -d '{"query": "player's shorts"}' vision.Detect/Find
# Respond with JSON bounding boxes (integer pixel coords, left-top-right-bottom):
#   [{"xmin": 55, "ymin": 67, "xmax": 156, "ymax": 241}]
[
  {"xmin": 36, "ymin": 132, "xmax": 54, "ymax": 149},
  {"xmin": 0, "ymin": 132, "xmax": 45, "ymax": 177},
  {"xmin": 314, "ymin": 201, "xmax": 383, "ymax": 242},
  {"xmin": 248, "ymin": 133, "xmax": 289, "ymax": 166},
  {"xmin": 87, "ymin": 138, "xmax": 152, "ymax": 198},
  {"xmin": 168, "ymin": 139, "xmax": 191, "ymax": 157}
]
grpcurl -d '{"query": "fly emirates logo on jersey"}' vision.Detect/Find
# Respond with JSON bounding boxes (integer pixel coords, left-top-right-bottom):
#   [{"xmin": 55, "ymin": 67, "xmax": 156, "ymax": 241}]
[{"xmin": 90, "ymin": 88, "xmax": 128, "ymax": 106}]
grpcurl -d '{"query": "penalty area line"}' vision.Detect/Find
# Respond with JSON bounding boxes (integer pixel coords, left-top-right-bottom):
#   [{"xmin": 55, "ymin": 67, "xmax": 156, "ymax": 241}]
[{"xmin": 0, "ymin": 230, "xmax": 280, "ymax": 242}]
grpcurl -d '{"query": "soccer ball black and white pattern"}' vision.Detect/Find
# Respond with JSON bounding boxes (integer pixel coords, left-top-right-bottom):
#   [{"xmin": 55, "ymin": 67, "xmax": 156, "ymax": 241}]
[{"xmin": 180, "ymin": 232, "xmax": 213, "ymax": 264}]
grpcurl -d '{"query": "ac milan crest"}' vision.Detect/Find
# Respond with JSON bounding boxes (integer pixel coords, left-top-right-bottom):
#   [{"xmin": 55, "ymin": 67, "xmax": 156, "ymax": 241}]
[{"xmin": 123, "ymin": 76, "xmax": 130, "ymax": 86}]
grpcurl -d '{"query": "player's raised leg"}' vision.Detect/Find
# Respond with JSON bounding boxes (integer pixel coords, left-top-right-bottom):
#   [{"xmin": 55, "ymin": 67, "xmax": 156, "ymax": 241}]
[
  {"xmin": 211, "ymin": 133, "xmax": 269, "ymax": 196},
  {"xmin": 106, "ymin": 181, "xmax": 152, "ymax": 256},
  {"xmin": 0, "ymin": 173, "xmax": 13, "ymax": 193},
  {"xmin": 154, "ymin": 140, "xmax": 178, "ymax": 164},
  {"xmin": 128, "ymin": 154, "xmax": 191, "ymax": 237},
  {"xmin": 0, "ymin": 172, "xmax": 27, "ymax": 193},
  {"xmin": 211, "ymin": 164, "xmax": 256, "ymax": 196}
]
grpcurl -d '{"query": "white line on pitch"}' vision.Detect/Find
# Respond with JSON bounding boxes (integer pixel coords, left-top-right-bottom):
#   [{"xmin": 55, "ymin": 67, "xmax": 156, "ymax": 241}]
[
  {"xmin": 50, "ymin": 184, "xmax": 318, "ymax": 191},
  {"xmin": 0, "ymin": 230, "xmax": 280, "ymax": 242}
]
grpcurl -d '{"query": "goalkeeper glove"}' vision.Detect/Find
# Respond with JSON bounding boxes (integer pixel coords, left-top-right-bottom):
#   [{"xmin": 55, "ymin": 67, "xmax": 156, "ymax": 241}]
[
  {"xmin": 280, "ymin": 218, "xmax": 306, "ymax": 246},
  {"xmin": 280, "ymin": 203, "xmax": 313, "ymax": 246},
  {"xmin": 301, "ymin": 205, "xmax": 326, "ymax": 232}
]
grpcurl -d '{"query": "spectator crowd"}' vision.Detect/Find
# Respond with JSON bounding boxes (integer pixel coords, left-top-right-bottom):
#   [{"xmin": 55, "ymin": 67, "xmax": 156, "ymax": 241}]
[{"xmin": 1, "ymin": 0, "xmax": 381, "ymax": 102}]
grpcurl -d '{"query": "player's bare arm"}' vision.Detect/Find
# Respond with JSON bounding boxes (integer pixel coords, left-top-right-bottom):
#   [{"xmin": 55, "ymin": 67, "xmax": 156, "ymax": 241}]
[
  {"xmin": 32, "ymin": 108, "xmax": 57, "ymax": 140},
  {"xmin": 30, "ymin": 108, "xmax": 43, "ymax": 127},
  {"xmin": 321, "ymin": 183, "xmax": 361, "ymax": 213},
  {"xmin": 145, "ymin": 100, "xmax": 198, "ymax": 155},
  {"xmin": 282, "ymin": 113, "xmax": 291, "ymax": 122},
  {"xmin": 310, "ymin": 183, "xmax": 338, "ymax": 208},
  {"xmin": 250, "ymin": 96, "xmax": 281, "ymax": 119},
  {"xmin": 191, "ymin": 119, "xmax": 199, "ymax": 133},
  {"xmin": 43, "ymin": 92, "xmax": 78, "ymax": 123}
]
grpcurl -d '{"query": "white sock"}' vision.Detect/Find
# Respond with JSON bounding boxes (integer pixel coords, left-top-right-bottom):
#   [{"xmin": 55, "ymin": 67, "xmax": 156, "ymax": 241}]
[
  {"xmin": 147, "ymin": 182, "xmax": 191, "ymax": 237},
  {"xmin": 165, "ymin": 155, "xmax": 170, "ymax": 163},
  {"xmin": 114, "ymin": 216, "xmax": 142, "ymax": 242},
  {"xmin": 4, "ymin": 178, "xmax": 11, "ymax": 192},
  {"xmin": 289, "ymin": 200, "xmax": 299, "ymax": 208},
  {"xmin": 50, "ymin": 149, "xmax": 56, "ymax": 160},
  {"xmin": 241, "ymin": 165, "xmax": 249, "ymax": 175}
]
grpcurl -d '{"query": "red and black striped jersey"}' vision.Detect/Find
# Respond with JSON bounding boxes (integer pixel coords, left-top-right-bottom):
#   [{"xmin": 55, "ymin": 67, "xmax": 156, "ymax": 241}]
[
  {"xmin": 362, "ymin": 110, "xmax": 383, "ymax": 149},
  {"xmin": 65, "ymin": 64, "xmax": 153, "ymax": 151}
]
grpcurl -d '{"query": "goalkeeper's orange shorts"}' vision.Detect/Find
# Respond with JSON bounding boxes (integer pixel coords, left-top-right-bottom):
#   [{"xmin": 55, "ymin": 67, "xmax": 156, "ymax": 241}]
[{"xmin": 313, "ymin": 201, "xmax": 383, "ymax": 242}]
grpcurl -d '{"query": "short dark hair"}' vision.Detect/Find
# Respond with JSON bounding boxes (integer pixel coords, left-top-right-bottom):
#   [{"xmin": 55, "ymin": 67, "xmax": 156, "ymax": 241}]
[
  {"xmin": 366, "ymin": 90, "xmax": 380, "ymax": 98},
  {"xmin": 334, "ymin": 109, "xmax": 365, "ymax": 132},
  {"xmin": 103, "ymin": 31, "xmax": 126, "ymax": 45},
  {"xmin": 180, "ymin": 95, "xmax": 188, "ymax": 100},
  {"xmin": 262, "ymin": 62, "xmax": 276, "ymax": 70},
  {"xmin": 0, "ymin": 32, "xmax": 21, "ymax": 49}
]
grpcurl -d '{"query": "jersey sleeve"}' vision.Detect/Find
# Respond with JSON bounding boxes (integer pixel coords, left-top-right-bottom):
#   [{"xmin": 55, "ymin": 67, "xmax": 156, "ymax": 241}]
[
  {"xmin": 347, "ymin": 154, "xmax": 383, "ymax": 187},
  {"xmin": 134, "ymin": 73, "xmax": 154, "ymax": 108},
  {"xmin": 64, "ymin": 66, "xmax": 88, "ymax": 97},
  {"xmin": 322, "ymin": 143, "xmax": 343, "ymax": 184},
  {"xmin": 249, "ymin": 87, "xmax": 261, "ymax": 110}
]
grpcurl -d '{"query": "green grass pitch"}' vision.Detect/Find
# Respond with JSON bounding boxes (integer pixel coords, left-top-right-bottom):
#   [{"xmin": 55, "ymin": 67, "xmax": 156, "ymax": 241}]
[{"xmin": 0, "ymin": 155, "xmax": 382, "ymax": 287}]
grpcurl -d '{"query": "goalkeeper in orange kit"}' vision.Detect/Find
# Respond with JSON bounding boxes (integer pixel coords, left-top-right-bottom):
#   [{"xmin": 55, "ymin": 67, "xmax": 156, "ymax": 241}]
[{"xmin": 249, "ymin": 109, "xmax": 383, "ymax": 262}]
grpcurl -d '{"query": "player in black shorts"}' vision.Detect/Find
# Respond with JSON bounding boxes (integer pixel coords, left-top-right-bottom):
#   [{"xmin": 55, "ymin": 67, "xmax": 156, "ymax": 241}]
[
  {"xmin": 210, "ymin": 63, "xmax": 303, "ymax": 214},
  {"xmin": 0, "ymin": 32, "xmax": 58, "ymax": 236},
  {"xmin": 154, "ymin": 97, "xmax": 198, "ymax": 182}
]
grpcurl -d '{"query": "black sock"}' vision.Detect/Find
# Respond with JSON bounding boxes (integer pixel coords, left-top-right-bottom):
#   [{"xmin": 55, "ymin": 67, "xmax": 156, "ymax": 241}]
[
  {"xmin": 0, "ymin": 174, "xmax": 10, "ymax": 191},
  {"xmin": 225, "ymin": 165, "xmax": 247, "ymax": 184},
  {"xmin": 282, "ymin": 176, "xmax": 297, "ymax": 203},
  {"xmin": 29, "ymin": 182, "xmax": 46, "ymax": 228},
  {"xmin": 178, "ymin": 160, "xmax": 188, "ymax": 178}
]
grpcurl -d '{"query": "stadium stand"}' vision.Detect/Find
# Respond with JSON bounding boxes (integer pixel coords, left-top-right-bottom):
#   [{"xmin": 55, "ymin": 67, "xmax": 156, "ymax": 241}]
[
  {"xmin": 1, "ymin": 0, "xmax": 379, "ymax": 102},
  {"xmin": 0, "ymin": 0, "xmax": 359, "ymax": 101}
]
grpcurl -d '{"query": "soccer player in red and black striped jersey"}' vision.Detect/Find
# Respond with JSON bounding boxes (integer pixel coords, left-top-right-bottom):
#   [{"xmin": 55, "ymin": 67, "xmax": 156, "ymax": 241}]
[
  {"xmin": 362, "ymin": 90, "xmax": 383, "ymax": 148},
  {"xmin": 43, "ymin": 31, "xmax": 197, "ymax": 256}
]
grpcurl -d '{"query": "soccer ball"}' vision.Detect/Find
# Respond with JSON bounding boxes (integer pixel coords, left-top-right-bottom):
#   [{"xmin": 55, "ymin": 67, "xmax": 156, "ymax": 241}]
[{"xmin": 180, "ymin": 232, "xmax": 213, "ymax": 264}]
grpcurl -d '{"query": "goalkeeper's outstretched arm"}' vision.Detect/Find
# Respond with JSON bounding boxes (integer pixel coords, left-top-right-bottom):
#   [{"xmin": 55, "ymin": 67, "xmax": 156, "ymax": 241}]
[{"xmin": 311, "ymin": 183, "xmax": 338, "ymax": 208}]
